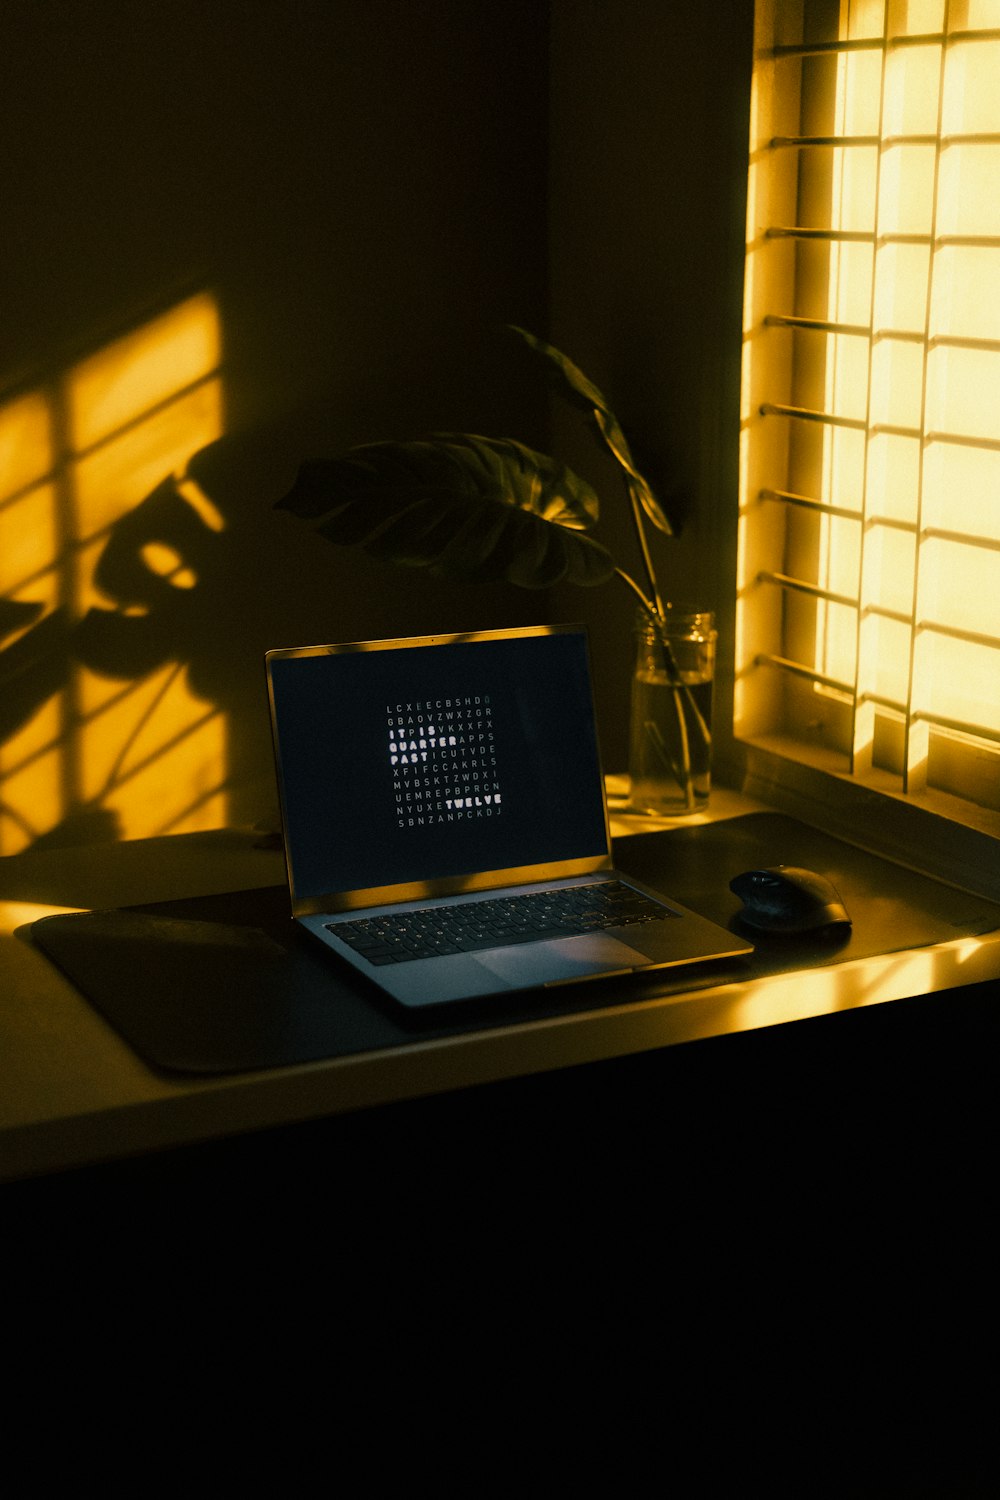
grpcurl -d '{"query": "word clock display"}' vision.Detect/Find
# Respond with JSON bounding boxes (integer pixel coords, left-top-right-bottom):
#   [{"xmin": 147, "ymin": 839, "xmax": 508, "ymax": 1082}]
[{"xmin": 388, "ymin": 695, "xmax": 502, "ymax": 828}]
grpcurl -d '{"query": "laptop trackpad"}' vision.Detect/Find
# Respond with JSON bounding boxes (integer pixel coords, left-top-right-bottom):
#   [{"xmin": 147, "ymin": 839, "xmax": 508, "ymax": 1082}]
[{"xmin": 475, "ymin": 934, "xmax": 648, "ymax": 988}]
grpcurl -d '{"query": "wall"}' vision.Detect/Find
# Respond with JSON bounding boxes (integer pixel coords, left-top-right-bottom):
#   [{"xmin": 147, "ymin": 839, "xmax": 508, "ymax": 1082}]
[
  {"xmin": 1, "ymin": 0, "xmax": 551, "ymax": 849},
  {"xmin": 2, "ymin": 0, "xmax": 757, "ymax": 849},
  {"xmin": 546, "ymin": 0, "xmax": 754, "ymax": 768}
]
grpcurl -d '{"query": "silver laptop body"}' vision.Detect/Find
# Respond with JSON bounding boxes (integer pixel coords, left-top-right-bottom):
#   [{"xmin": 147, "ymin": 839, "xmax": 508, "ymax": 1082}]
[{"xmin": 266, "ymin": 625, "xmax": 752, "ymax": 1009}]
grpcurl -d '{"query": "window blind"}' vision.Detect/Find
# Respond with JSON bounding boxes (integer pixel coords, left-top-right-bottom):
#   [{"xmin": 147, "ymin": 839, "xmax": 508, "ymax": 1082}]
[{"xmin": 739, "ymin": 0, "xmax": 1000, "ymax": 815}]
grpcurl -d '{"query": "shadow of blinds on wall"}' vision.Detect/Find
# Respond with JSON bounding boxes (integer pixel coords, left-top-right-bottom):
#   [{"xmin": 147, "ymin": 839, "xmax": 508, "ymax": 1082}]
[
  {"xmin": 0, "ymin": 294, "xmax": 225, "ymax": 854},
  {"xmin": 739, "ymin": 0, "xmax": 1000, "ymax": 818}
]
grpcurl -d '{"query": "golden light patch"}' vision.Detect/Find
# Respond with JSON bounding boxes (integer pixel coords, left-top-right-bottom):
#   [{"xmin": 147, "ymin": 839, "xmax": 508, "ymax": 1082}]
[
  {"xmin": 0, "ymin": 391, "xmax": 52, "ymax": 501},
  {"xmin": 0, "ymin": 292, "xmax": 226, "ymax": 853},
  {"xmin": 69, "ymin": 292, "xmax": 221, "ymax": 453}
]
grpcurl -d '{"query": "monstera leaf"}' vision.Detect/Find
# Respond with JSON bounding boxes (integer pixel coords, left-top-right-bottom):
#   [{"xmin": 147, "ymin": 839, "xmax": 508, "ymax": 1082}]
[
  {"xmin": 276, "ymin": 434, "xmax": 615, "ymax": 589},
  {"xmin": 509, "ymin": 325, "xmax": 675, "ymax": 538}
]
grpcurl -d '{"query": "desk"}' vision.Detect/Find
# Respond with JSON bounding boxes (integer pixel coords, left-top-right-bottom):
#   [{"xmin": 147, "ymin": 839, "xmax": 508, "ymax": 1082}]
[{"xmin": 4, "ymin": 788, "xmax": 1000, "ymax": 1184}]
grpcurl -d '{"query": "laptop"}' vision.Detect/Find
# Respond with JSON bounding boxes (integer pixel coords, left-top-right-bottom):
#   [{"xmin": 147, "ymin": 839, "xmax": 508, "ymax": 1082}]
[{"xmin": 265, "ymin": 625, "xmax": 753, "ymax": 1009}]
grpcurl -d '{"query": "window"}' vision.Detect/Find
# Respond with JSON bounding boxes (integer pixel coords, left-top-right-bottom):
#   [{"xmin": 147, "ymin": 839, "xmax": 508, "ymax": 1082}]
[
  {"xmin": 0, "ymin": 293, "xmax": 226, "ymax": 854},
  {"xmin": 738, "ymin": 0, "xmax": 1000, "ymax": 845}
]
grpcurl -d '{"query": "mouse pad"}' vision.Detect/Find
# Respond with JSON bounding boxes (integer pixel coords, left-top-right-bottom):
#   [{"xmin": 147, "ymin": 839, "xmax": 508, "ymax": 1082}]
[
  {"xmin": 615, "ymin": 812, "xmax": 1000, "ymax": 962},
  {"xmin": 30, "ymin": 813, "xmax": 1000, "ymax": 1074}
]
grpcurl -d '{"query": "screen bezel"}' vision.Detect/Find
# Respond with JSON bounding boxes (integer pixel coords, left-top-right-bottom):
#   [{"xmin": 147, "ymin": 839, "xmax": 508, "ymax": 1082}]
[{"xmin": 265, "ymin": 624, "xmax": 614, "ymax": 916}]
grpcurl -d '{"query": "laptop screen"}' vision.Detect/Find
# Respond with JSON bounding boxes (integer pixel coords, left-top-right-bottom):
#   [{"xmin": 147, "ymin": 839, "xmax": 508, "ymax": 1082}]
[{"xmin": 267, "ymin": 627, "xmax": 610, "ymax": 906}]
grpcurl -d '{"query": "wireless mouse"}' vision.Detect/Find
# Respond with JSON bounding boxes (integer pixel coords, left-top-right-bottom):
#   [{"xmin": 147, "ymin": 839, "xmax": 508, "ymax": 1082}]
[{"xmin": 729, "ymin": 865, "xmax": 852, "ymax": 937}]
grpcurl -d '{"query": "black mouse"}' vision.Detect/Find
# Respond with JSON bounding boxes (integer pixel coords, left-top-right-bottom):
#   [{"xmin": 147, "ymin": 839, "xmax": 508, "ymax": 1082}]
[{"xmin": 729, "ymin": 865, "xmax": 852, "ymax": 936}]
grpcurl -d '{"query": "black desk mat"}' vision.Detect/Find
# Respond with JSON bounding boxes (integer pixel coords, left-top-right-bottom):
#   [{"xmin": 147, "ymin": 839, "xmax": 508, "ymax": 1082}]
[{"xmin": 31, "ymin": 814, "xmax": 1000, "ymax": 1075}]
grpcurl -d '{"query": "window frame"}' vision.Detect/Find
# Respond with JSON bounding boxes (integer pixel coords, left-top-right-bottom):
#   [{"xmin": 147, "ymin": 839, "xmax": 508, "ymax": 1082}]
[{"xmin": 714, "ymin": 0, "xmax": 1000, "ymax": 901}]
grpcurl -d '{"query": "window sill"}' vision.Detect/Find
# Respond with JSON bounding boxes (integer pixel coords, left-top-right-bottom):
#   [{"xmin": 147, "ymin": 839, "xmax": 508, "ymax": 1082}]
[{"xmin": 727, "ymin": 733, "xmax": 1000, "ymax": 903}]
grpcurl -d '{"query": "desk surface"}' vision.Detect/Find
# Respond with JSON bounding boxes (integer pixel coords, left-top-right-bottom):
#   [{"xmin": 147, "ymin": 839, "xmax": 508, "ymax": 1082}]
[{"xmin": 4, "ymin": 788, "xmax": 1000, "ymax": 1184}]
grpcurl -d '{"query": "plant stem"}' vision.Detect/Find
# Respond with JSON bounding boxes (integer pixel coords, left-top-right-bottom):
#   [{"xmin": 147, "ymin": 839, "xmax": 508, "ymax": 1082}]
[
  {"xmin": 626, "ymin": 477, "xmax": 666, "ymax": 619},
  {"xmin": 614, "ymin": 569, "xmax": 681, "ymax": 683},
  {"xmin": 593, "ymin": 404, "xmax": 665, "ymax": 617},
  {"xmin": 614, "ymin": 566, "xmax": 657, "ymax": 623},
  {"xmin": 617, "ymin": 568, "xmax": 712, "ymax": 813}
]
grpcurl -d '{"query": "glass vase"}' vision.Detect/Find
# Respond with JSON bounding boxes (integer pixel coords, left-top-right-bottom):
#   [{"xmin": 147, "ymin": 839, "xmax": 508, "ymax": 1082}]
[{"xmin": 628, "ymin": 605, "xmax": 716, "ymax": 816}]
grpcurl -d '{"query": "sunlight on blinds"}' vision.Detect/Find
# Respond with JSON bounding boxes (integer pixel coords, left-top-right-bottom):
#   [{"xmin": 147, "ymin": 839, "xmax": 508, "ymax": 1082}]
[{"xmin": 739, "ymin": 0, "xmax": 1000, "ymax": 813}]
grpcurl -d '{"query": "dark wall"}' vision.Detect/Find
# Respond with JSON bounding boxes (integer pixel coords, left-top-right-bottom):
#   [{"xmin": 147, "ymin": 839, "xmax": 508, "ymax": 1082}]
[
  {"xmin": 4, "ymin": 0, "xmax": 552, "ymax": 429},
  {"xmin": 547, "ymin": 0, "xmax": 754, "ymax": 767},
  {"xmin": 1, "ymin": 0, "xmax": 551, "ymax": 839},
  {"xmin": 1, "ymin": 0, "xmax": 756, "ymax": 845}
]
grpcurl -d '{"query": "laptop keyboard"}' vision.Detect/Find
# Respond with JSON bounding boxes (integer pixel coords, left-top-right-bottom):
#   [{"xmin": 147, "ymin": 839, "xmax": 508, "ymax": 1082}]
[{"xmin": 327, "ymin": 881, "xmax": 676, "ymax": 965}]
